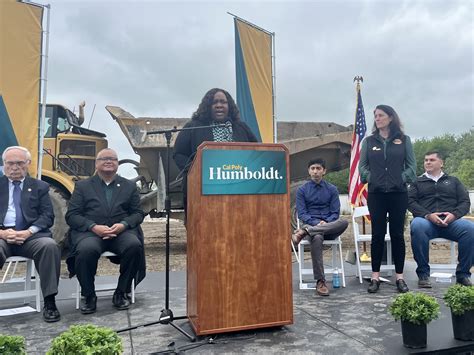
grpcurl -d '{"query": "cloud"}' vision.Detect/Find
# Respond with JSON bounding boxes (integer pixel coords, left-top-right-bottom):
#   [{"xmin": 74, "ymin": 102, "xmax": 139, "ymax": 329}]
[{"xmin": 44, "ymin": 0, "xmax": 473, "ymax": 170}]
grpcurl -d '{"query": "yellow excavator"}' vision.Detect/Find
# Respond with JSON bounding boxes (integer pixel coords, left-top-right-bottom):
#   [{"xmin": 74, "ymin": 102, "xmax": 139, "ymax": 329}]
[{"xmin": 40, "ymin": 101, "xmax": 108, "ymax": 247}]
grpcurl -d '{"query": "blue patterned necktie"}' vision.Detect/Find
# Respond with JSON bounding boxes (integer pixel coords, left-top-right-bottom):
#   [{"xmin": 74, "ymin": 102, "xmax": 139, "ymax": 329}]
[{"xmin": 12, "ymin": 181, "xmax": 25, "ymax": 230}]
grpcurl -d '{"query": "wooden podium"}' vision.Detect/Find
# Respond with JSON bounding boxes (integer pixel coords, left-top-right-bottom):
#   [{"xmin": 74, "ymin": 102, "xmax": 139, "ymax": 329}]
[{"xmin": 186, "ymin": 142, "xmax": 293, "ymax": 336}]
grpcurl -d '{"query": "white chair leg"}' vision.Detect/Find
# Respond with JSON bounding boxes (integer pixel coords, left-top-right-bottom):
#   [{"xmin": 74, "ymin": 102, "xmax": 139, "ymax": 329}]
[
  {"xmin": 386, "ymin": 242, "xmax": 393, "ymax": 276},
  {"xmin": 338, "ymin": 241, "xmax": 346, "ymax": 287},
  {"xmin": 76, "ymin": 278, "xmax": 80, "ymax": 309},
  {"xmin": 1, "ymin": 261, "xmax": 12, "ymax": 283},
  {"xmin": 131, "ymin": 279, "xmax": 135, "ymax": 304},
  {"xmin": 33, "ymin": 264, "xmax": 41, "ymax": 312},
  {"xmin": 298, "ymin": 243, "xmax": 304, "ymax": 288},
  {"xmin": 450, "ymin": 241, "xmax": 456, "ymax": 265},
  {"xmin": 25, "ymin": 260, "xmax": 32, "ymax": 305},
  {"xmin": 291, "ymin": 241, "xmax": 299, "ymax": 263},
  {"xmin": 11, "ymin": 261, "xmax": 19, "ymax": 280},
  {"xmin": 355, "ymin": 247, "xmax": 363, "ymax": 284}
]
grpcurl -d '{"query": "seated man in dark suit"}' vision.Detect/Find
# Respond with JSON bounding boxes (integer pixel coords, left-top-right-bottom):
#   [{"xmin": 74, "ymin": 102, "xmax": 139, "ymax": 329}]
[
  {"xmin": 0, "ymin": 146, "xmax": 61, "ymax": 322},
  {"xmin": 66, "ymin": 148, "xmax": 145, "ymax": 314}
]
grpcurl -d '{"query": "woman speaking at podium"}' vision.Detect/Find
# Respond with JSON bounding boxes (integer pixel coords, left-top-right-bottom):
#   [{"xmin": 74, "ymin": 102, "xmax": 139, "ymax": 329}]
[{"xmin": 173, "ymin": 88, "xmax": 258, "ymax": 215}]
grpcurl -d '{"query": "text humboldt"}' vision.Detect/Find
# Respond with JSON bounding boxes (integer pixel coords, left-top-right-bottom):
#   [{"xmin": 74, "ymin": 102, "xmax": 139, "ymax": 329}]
[{"xmin": 208, "ymin": 166, "xmax": 283, "ymax": 180}]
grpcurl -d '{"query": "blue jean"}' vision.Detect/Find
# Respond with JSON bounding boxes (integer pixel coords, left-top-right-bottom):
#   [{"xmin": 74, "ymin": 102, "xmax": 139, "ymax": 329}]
[{"xmin": 410, "ymin": 217, "xmax": 474, "ymax": 279}]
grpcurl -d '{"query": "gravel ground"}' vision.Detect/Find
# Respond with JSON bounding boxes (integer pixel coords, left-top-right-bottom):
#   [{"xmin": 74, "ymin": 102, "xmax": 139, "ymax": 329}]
[
  {"xmin": 91, "ymin": 215, "xmax": 458, "ymax": 276},
  {"xmin": 0, "ymin": 216, "xmax": 462, "ymax": 279}
]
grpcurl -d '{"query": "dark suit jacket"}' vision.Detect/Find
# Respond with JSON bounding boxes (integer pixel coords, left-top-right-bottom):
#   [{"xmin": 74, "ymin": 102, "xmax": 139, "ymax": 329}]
[
  {"xmin": 65, "ymin": 174, "xmax": 146, "ymax": 283},
  {"xmin": 0, "ymin": 175, "xmax": 54, "ymax": 239},
  {"xmin": 173, "ymin": 118, "xmax": 258, "ymax": 171}
]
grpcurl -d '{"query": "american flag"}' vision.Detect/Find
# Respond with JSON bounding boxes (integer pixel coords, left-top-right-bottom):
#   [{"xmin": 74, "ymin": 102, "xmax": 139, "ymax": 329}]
[{"xmin": 348, "ymin": 84, "xmax": 368, "ymax": 206}]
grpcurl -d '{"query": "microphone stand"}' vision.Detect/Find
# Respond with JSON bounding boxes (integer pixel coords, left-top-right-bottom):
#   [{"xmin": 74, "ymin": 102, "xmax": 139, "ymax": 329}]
[{"xmin": 116, "ymin": 123, "xmax": 225, "ymax": 341}]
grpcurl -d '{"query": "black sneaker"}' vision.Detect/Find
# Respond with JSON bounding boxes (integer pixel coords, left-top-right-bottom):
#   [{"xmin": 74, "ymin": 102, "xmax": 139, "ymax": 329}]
[
  {"xmin": 418, "ymin": 276, "xmax": 432, "ymax": 288},
  {"xmin": 456, "ymin": 277, "xmax": 472, "ymax": 287},
  {"xmin": 368, "ymin": 279, "xmax": 380, "ymax": 293},
  {"xmin": 396, "ymin": 279, "xmax": 409, "ymax": 293}
]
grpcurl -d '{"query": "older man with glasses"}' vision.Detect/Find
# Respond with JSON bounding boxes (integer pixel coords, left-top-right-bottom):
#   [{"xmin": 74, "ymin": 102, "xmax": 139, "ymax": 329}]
[
  {"xmin": 0, "ymin": 146, "xmax": 61, "ymax": 322},
  {"xmin": 65, "ymin": 148, "xmax": 146, "ymax": 314}
]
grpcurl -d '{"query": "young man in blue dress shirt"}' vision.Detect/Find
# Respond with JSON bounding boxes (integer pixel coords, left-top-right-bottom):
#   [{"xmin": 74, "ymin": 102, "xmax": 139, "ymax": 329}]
[{"xmin": 292, "ymin": 158, "xmax": 348, "ymax": 296}]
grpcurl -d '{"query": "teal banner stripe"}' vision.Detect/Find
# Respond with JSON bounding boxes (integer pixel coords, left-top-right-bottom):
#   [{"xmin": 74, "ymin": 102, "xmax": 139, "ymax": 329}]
[
  {"xmin": 202, "ymin": 149, "xmax": 287, "ymax": 195},
  {"xmin": 234, "ymin": 22, "xmax": 262, "ymax": 142},
  {"xmin": 0, "ymin": 95, "xmax": 18, "ymax": 168}
]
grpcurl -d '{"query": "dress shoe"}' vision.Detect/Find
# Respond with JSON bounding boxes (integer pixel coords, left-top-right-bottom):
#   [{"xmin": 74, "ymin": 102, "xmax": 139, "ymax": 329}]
[
  {"xmin": 316, "ymin": 279, "xmax": 329, "ymax": 296},
  {"xmin": 396, "ymin": 279, "xmax": 409, "ymax": 293},
  {"xmin": 291, "ymin": 229, "xmax": 307, "ymax": 245},
  {"xmin": 43, "ymin": 302, "xmax": 61, "ymax": 323},
  {"xmin": 418, "ymin": 276, "xmax": 432, "ymax": 288},
  {"xmin": 112, "ymin": 291, "xmax": 130, "ymax": 310},
  {"xmin": 80, "ymin": 295, "xmax": 97, "ymax": 314},
  {"xmin": 367, "ymin": 279, "xmax": 380, "ymax": 293},
  {"xmin": 456, "ymin": 277, "xmax": 472, "ymax": 287}
]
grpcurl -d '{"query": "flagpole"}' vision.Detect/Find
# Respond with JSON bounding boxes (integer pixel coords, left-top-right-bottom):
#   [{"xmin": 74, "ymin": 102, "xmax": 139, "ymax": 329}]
[
  {"xmin": 352, "ymin": 76, "xmax": 370, "ymax": 262},
  {"xmin": 37, "ymin": 2, "xmax": 51, "ymax": 180},
  {"xmin": 271, "ymin": 31, "xmax": 276, "ymax": 143}
]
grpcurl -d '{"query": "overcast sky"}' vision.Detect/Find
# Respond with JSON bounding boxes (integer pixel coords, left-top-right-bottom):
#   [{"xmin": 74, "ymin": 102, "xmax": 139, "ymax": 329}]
[{"xmin": 44, "ymin": 0, "xmax": 473, "ymax": 172}]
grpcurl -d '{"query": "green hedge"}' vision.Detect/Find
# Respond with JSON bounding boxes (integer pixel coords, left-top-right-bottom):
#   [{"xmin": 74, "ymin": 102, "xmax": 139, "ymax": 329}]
[
  {"xmin": 0, "ymin": 334, "xmax": 26, "ymax": 355},
  {"xmin": 47, "ymin": 324, "xmax": 122, "ymax": 355}
]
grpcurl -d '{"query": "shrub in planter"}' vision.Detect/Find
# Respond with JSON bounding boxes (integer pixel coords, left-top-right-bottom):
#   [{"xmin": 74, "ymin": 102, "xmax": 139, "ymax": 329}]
[
  {"xmin": 0, "ymin": 334, "xmax": 26, "ymax": 355},
  {"xmin": 389, "ymin": 292, "xmax": 440, "ymax": 348},
  {"xmin": 47, "ymin": 324, "xmax": 123, "ymax": 355},
  {"xmin": 443, "ymin": 284, "xmax": 474, "ymax": 341}
]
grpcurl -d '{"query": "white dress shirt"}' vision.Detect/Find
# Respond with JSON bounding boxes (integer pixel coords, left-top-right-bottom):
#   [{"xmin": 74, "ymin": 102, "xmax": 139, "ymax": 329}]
[{"xmin": 3, "ymin": 178, "xmax": 40, "ymax": 234}]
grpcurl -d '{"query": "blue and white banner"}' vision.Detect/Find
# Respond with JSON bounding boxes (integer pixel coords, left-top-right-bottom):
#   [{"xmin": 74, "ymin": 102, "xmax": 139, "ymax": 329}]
[{"xmin": 202, "ymin": 149, "xmax": 287, "ymax": 195}]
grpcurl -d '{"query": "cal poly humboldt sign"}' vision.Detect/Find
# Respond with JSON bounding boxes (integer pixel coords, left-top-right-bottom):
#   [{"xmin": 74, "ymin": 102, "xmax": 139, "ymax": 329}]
[{"xmin": 202, "ymin": 149, "xmax": 287, "ymax": 195}]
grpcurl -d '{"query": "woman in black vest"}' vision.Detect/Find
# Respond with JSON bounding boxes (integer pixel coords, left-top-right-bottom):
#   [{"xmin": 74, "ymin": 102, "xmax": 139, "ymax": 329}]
[
  {"xmin": 359, "ymin": 105, "xmax": 416, "ymax": 293},
  {"xmin": 173, "ymin": 88, "xmax": 258, "ymax": 217}
]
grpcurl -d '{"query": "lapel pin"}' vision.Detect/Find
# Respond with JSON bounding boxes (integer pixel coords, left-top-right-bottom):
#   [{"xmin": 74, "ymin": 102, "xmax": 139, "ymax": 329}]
[
  {"xmin": 117, "ymin": 184, "xmax": 120, "ymax": 187},
  {"xmin": 27, "ymin": 188, "xmax": 32, "ymax": 192}
]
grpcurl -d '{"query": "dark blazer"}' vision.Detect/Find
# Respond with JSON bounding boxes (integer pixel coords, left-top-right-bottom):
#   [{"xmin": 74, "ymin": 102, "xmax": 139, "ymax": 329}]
[
  {"xmin": 65, "ymin": 174, "xmax": 146, "ymax": 282},
  {"xmin": 173, "ymin": 118, "xmax": 258, "ymax": 171},
  {"xmin": 0, "ymin": 175, "xmax": 54, "ymax": 239}
]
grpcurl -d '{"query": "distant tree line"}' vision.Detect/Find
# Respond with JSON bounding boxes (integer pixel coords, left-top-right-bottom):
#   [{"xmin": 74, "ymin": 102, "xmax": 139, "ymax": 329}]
[{"xmin": 324, "ymin": 129, "xmax": 474, "ymax": 194}]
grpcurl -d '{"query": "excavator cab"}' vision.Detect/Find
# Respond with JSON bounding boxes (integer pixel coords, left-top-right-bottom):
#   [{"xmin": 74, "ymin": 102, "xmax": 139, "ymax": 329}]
[
  {"xmin": 41, "ymin": 103, "xmax": 107, "ymax": 192},
  {"xmin": 44, "ymin": 104, "xmax": 72, "ymax": 138}
]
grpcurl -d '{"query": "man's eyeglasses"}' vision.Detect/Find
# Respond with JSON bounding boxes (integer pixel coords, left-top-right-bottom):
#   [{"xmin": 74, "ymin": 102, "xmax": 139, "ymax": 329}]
[
  {"xmin": 4, "ymin": 160, "xmax": 29, "ymax": 167},
  {"xmin": 96, "ymin": 157, "xmax": 118, "ymax": 162}
]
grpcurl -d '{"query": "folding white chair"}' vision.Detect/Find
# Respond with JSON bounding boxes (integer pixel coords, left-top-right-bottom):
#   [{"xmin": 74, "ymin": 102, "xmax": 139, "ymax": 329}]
[
  {"xmin": 352, "ymin": 206, "xmax": 395, "ymax": 283},
  {"xmin": 429, "ymin": 238, "xmax": 457, "ymax": 276},
  {"xmin": 293, "ymin": 213, "xmax": 346, "ymax": 289},
  {"xmin": 0, "ymin": 256, "xmax": 41, "ymax": 312},
  {"xmin": 75, "ymin": 251, "xmax": 135, "ymax": 309}
]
